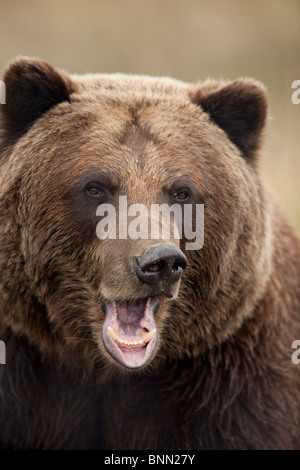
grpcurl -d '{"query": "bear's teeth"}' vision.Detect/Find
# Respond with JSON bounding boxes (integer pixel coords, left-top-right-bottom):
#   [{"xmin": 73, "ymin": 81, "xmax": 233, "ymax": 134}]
[
  {"xmin": 118, "ymin": 339, "xmax": 144, "ymax": 347},
  {"xmin": 140, "ymin": 329, "xmax": 156, "ymax": 343},
  {"xmin": 107, "ymin": 326, "xmax": 120, "ymax": 341},
  {"xmin": 107, "ymin": 327, "xmax": 156, "ymax": 346}
]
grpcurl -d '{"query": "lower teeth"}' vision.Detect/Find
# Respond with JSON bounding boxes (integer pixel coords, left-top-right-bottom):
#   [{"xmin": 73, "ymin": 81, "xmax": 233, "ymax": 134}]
[
  {"xmin": 107, "ymin": 327, "xmax": 156, "ymax": 347},
  {"xmin": 118, "ymin": 339, "xmax": 144, "ymax": 347}
]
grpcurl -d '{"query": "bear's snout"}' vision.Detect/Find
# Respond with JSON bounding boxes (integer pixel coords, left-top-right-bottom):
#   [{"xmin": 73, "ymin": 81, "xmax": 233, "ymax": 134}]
[{"xmin": 133, "ymin": 243, "xmax": 187, "ymax": 293}]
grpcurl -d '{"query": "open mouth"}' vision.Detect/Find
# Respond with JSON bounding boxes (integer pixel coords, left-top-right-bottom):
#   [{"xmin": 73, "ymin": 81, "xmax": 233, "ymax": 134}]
[{"xmin": 102, "ymin": 296, "xmax": 161, "ymax": 368}]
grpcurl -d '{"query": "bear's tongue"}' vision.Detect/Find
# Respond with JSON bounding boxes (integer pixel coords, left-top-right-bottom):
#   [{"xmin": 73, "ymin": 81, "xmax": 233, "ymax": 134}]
[{"xmin": 102, "ymin": 297, "xmax": 159, "ymax": 368}]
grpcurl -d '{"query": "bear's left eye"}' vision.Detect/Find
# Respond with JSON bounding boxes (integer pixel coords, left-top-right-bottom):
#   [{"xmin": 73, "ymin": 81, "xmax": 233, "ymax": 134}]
[
  {"xmin": 86, "ymin": 184, "xmax": 105, "ymax": 198},
  {"xmin": 173, "ymin": 189, "xmax": 190, "ymax": 202}
]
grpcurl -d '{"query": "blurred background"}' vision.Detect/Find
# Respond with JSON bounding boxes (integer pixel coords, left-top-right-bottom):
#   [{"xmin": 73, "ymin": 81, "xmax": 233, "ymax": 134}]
[{"xmin": 1, "ymin": 0, "xmax": 299, "ymax": 234}]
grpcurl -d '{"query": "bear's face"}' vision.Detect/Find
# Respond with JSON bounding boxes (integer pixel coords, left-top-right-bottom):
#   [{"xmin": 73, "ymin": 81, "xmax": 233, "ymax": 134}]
[{"xmin": 0, "ymin": 58, "xmax": 270, "ymax": 370}]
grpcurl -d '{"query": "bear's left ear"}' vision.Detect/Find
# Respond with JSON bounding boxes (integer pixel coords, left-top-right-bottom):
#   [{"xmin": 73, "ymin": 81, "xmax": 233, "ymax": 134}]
[
  {"xmin": 190, "ymin": 78, "xmax": 268, "ymax": 161},
  {"xmin": 1, "ymin": 56, "xmax": 74, "ymax": 137}
]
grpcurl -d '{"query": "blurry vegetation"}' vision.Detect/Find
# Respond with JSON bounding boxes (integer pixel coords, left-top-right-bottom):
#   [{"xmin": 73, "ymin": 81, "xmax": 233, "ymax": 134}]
[{"xmin": 0, "ymin": 0, "xmax": 299, "ymax": 234}]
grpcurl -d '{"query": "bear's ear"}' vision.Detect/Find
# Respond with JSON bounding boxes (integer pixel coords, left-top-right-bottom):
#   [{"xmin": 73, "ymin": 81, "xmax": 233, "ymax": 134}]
[
  {"xmin": 191, "ymin": 78, "xmax": 268, "ymax": 161},
  {"xmin": 1, "ymin": 56, "xmax": 74, "ymax": 136}
]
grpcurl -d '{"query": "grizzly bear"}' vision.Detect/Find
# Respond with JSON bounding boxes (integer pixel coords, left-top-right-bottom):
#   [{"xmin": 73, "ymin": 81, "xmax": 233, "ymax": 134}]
[{"xmin": 0, "ymin": 57, "xmax": 299, "ymax": 450}]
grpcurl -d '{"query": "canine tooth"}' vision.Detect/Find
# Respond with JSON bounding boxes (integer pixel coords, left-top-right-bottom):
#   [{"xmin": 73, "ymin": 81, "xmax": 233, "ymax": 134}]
[
  {"xmin": 140, "ymin": 329, "xmax": 156, "ymax": 343},
  {"xmin": 107, "ymin": 327, "xmax": 120, "ymax": 341}
]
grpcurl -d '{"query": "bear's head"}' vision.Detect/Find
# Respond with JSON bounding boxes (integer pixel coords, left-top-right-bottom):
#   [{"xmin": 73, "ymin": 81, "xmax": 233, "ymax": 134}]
[{"xmin": 0, "ymin": 57, "xmax": 271, "ymax": 372}]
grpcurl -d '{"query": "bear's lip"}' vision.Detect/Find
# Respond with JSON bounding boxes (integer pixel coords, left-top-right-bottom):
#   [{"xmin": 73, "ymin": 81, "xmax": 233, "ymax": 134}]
[{"xmin": 102, "ymin": 296, "xmax": 160, "ymax": 368}]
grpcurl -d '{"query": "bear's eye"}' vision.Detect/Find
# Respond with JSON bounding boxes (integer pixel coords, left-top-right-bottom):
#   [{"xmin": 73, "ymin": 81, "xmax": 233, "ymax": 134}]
[
  {"xmin": 86, "ymin": 184, "xmax": 105, "ymax": 198},
  {"xmin": 173, "ymin": 189, "xmax": 190, "ymax": 202}
]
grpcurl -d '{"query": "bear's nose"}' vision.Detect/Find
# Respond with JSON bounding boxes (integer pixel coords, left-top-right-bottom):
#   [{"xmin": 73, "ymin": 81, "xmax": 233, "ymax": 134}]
[{"xmin": 133, "ymin": 243, "xmax": 187, "ymax": 286}]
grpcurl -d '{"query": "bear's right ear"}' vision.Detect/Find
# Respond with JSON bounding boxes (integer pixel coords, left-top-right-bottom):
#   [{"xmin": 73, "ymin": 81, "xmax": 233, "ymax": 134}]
[{"xmin": 1, "ymin": 57, "xmax": 74, "ymax": 136}]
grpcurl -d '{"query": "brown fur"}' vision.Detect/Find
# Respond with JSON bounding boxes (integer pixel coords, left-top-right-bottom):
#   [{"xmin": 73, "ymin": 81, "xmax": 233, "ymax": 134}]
[{"xmin": 0, "ymin": 57, "xmax": 299, "ymax": 449}]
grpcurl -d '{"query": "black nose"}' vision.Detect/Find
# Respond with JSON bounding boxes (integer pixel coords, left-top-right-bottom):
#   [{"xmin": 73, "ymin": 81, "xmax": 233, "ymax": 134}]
[{"xmin": 133, "ymin": 243, "xmax": 187, "ymax": 286}]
